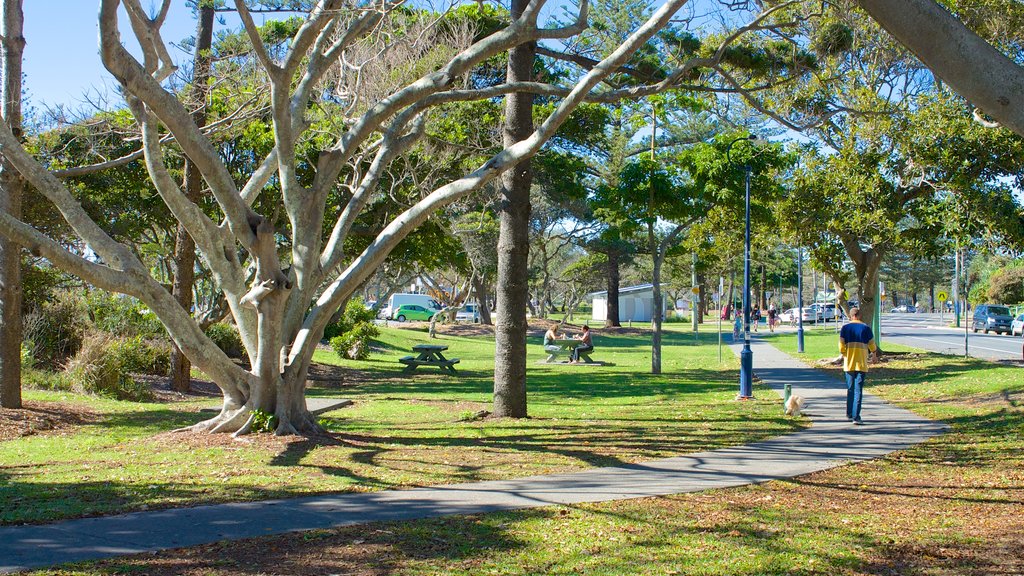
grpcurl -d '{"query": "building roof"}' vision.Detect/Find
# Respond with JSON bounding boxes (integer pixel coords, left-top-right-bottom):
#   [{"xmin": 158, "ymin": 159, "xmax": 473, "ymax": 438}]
[{"xmin": 589, "ymin": 283, "xmax": 655, "ymax": 297}]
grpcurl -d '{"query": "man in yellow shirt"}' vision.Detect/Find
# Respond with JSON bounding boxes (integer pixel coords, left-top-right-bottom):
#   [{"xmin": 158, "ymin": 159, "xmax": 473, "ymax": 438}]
[{"xmin": 839, "ymin": 307, "xmax": 878, "ymax": 425}]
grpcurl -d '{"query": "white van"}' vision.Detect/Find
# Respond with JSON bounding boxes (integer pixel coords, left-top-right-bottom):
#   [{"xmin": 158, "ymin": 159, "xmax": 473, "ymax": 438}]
[
  {"xmin": 455, "ymin": 303, "xmax": 481, "ymax": 323},
  {"xmin": 379, "ymin": 293, "xmax": 440, "ymax": 319}
]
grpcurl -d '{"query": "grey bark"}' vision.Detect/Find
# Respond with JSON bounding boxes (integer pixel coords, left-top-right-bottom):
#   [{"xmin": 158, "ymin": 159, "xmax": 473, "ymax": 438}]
[
  {"xmin": 606, "ymin": 249, "xmax": 621, "ymax": 327},
  {"xmin": 858, "ymin": 0, "xmax": 1024, "ymax": 137},
  {"xmin": 472, "ymin": 276, "xmax": 492, "ymax": 325},
  {"xmin": 493, "ymin": 0, "xmax": 535, "ymax": 418},
  {"xmin": 649, "ymin": 222, "xmax": 662, "ymax": 374},
  {"xmin": 170, "ymin": 3, "xmax": 214, "ymax": 394},
  {"xmin": 0, "ymin": 0, "xmax": 23, "ymax": 409}
]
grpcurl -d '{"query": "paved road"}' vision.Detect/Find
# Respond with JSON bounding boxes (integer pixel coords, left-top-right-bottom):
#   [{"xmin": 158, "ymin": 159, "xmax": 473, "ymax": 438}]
[
  {"xmin": 0, "ymin": 341, "xmax": 946, "ymax": 573},
  {"xmin": 879, "ymin": 312, "xmax": 1023, "ymax": 362}
]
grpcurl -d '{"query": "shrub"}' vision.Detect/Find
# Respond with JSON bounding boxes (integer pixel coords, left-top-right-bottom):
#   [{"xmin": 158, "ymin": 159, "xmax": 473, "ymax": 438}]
[
  {"xmin": 205, "ymin": 322, "xmax": 245, "ymax": 358},
  {"xmin": 22, "ymin": 293, "xmax": 88, "ymax": 368},
  {"xmin": 23, "ymin": 367, "xmax": 72, "ymax": 392},
  {"xmin": 109, "ymin": 337, "xmax": 170, "ymax": 376},
  {"xmin": 20, "ymin": 342, "xmax": 34, "ymax": 371},
  {"xmin": 85, "ymin": 292, "xmax": 166, "ymax": 339},
  {"xmin": 250, "ymin": 409, "xmax": 277, "ymax": 433},
  {"xmin": 324, "ymin": 298, "xmax": 377, "ymax": 339},
  {"xmin": 64, "ymin": 332, "xmax": 154, "ymax": 401},
  {"xmin": 330, "ymin": 322, "xmax": 380, "ymax": 360},
  {"xmin": 986, "ymin": 267, "xmax": 1024, "ymax": 304}
]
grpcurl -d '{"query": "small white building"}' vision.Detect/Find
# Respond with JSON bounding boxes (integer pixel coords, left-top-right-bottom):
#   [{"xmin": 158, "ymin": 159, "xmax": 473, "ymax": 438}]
[{"xmin": 590, "ymin": 284, "xmax": 668, "ymax": 323}]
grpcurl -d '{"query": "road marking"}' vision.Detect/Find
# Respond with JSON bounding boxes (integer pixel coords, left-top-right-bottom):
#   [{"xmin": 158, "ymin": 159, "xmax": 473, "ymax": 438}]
[{"xmin": 887, "ymin": 334, "xmax": 1020, "ymax": 356}]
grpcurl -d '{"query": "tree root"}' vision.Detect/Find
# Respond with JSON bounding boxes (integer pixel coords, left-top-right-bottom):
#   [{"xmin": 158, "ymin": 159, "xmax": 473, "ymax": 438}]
[{"xmin": 173, "ymin": 402, "xmax": 324, "ymax": 438}]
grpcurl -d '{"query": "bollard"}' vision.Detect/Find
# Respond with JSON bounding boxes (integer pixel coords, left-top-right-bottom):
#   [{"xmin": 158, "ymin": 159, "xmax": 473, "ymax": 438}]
[{"xmin": 783, "ymin": 383, "xmax": 792, "ymax": 411}]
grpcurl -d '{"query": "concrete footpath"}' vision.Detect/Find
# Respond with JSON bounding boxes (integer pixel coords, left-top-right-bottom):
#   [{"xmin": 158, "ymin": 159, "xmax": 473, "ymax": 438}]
[{"xmin": 0, "ymin": 340, "xmax": 947, "ymax": 573}]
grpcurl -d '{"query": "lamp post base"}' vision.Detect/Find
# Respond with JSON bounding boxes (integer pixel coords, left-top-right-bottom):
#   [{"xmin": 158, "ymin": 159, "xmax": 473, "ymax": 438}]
[{"xmin": 738, "ymin": 346, "xmax": 754, "ymax": 399}]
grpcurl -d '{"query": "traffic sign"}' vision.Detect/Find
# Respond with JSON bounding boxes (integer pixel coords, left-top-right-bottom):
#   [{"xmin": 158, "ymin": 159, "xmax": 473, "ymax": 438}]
[
  {"xmin": 937, "ymin": 291, "xmax": 948, "ymax": 302},
  {"xmin": 691, "ymin": 286, "xmax": 700, "ymax": 294}
]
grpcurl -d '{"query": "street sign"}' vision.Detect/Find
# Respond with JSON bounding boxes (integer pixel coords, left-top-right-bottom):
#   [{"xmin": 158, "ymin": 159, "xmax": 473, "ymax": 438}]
[
  {"xmin": 712, "ymin": 292, "xmax": 721, "ymax": 303},
  {"xmin": 937, "ymin": 290, "xmax": 948, "ymax": 302},
  {"xmin": 691, "ymin": 286, "xmax": 700, "ymax": 294}
]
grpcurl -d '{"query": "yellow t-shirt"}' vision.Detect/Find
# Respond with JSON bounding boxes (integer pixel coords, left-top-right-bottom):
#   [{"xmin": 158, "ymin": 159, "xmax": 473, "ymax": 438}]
[{"xmin": 839, "ymin": 320, "xmax": 877, "ymax": 372}]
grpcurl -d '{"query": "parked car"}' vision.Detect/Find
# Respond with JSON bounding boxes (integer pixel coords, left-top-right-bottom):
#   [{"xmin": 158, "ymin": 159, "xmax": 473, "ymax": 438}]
[
  {"xmin": 972, "ymin": 304, "xmax": 1014, "ymax": 335},
  {"xmin": 455, "ymin": 303, "xmax": 481, "ymax": 323},
  {"xmin": 808, "ymin": 303, "xmax": 839, "ymax": 321},
  {"xmin": 890, "ymin": 304, "xmax": 917, "ymax": 313},
  {"xmin": 392, "ymin": 304, "xmax": 437, "ymax": 322},
  {"xmin": 780, "ymin": 307, "xmax": 821, "ymax": 324},
  {"xmin": 1011, "ymin": 313, "xmax": 1024, "ymax": 336},
  {"xmin": 379, "ymin": 293, "xmax": 440, "ymax": 319}
]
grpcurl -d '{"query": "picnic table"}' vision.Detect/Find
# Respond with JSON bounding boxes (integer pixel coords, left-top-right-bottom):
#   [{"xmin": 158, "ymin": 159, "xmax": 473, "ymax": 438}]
[
  {"xmin": 399, "ymin": 344, "xmax": 460, "ymax": 373},
  {"xmin": 544, "ymin": 338, "xmax": 593, "ymax": 364}
]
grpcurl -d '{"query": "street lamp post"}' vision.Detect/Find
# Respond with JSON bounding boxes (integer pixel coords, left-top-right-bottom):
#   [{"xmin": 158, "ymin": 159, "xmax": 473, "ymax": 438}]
[{"xmin": 726, "ymin": 134, "xmax": 761, "ymax": 399}]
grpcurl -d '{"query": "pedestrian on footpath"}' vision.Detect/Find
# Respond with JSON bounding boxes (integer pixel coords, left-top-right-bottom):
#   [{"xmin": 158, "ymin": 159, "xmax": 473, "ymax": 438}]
[{"xmin": 839, "ymin": 307, "xmax": 878, "ymax": 425}]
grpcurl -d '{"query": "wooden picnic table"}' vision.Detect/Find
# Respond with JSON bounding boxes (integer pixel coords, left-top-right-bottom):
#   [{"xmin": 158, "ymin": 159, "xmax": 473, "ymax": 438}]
[
  {"xmin": 544, "ymin": 338, "xmax": 593, "ymax": 364},
  {"xmin": 399, "ymin": 343, "xmax": 460, "ymax": 373}
]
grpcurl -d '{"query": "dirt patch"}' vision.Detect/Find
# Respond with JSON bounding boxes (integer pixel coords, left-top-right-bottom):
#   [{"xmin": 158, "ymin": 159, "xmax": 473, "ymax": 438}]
[
  {"xmin": 0, "ymin": 400, "xmax": 98, "ymax": 442},
  {"xmin": 136, "ymin": 374, "xmax": 222, "ymax": 402},
  {"xmin": 149, "ymin": 428, "xmax": 352, "ymax": 451}
]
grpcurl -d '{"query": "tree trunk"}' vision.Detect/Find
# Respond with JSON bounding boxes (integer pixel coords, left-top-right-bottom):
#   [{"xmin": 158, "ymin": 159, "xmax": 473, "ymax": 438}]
[
  {"xmin": 759, "ymin": 264, "xmax": 767, "ymax": 309},
  {"xmin": 858, "ymin": 0, "xmax": 1024, "ymax": 137},
  {"xmin": 472, "ymin": 275, "xmax": 492, "ymax": 325},
  {"xmin": 649, "ymin": 224, "xmax": 662, "ymax": 374},
  {"xmin": 170, "ymin": 4, "xmax": 214, "ymax": 394},
  {"xmin": 606, "ymin": 249, "xmax": 621, "ymax": 327},
  {"xmin": 493, "ymin": 0, "xmax": 534, "ymax": 418},
  {"xmin": 0, "ymin": 0, "xmax": 24, "ymax": 409}
]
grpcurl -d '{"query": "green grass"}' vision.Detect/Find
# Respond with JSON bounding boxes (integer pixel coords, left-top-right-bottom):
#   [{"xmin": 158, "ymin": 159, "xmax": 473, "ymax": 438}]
[
  {"xmin": 27, "ymin": 331, "xmax": 1024, "ymax": 575},
  {"xmin": 0, "ymin": 324, "xmax": 798, "ymax": 525}
]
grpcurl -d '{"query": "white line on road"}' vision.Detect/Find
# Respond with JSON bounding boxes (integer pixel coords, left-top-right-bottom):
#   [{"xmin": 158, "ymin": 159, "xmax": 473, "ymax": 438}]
[{"xmin": 888, "ymin": 334, "xmax": 1020, "ymax": 356}]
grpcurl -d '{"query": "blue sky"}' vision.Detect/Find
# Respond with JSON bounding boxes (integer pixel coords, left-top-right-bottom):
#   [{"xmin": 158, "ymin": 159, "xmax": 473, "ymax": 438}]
[{"xmin": 23, "ymin": 2, "xmax": 191, "ymax": 112}]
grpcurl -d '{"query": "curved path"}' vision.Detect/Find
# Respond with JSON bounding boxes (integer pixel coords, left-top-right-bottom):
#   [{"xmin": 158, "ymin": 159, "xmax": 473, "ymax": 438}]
[{"xmin": 0, "ymin": 340, "xmax": 946, "ymax": 573}]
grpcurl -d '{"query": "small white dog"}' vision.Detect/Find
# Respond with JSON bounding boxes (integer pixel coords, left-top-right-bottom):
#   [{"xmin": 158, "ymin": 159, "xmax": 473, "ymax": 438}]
[{"xmin": 785, "ymin": 395, "xmax": 805, "ymax": 417}]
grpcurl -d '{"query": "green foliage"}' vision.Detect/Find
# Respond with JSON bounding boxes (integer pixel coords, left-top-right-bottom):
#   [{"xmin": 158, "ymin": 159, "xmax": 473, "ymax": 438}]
[
  {"xmin": 813, "ymin": 21, "xmax": 854, "ymax": 57},
  {"xmin": 64, "ymin": 333, "xmax": 155, "ymax": 402},
  {"xmin": 327, "ymin": 299, "xmax": 381, "ymax": 360},
  {"xmin": 109, "ymin": 336, "xmax": 171, "ymax": 376},
  {"xmin": 204, "ymin": 323, "xmax": 245, "ymax": 359},
  {"xmin": 249, "ymin": 409, "xmax": 278, "ymax": 434},
  {"xmin": 330, "ymin": 322, "xmax": 380, "ymax": 361},
  {"xmin": 20, "ymin": 342, "xmax": 34, "ymax": 371},
  {"xmin": 22, "ymin": 293, "xmax": 88, "ymax": 368},
  {"xmin": 986, "ymin": 266, "xmax": 1024, "ymax": 304},
  {"xmin": 84, "ymin": 292, "xmax": 167, "ymax": 339},
  {"xmin": 20, "ymin": 259, "xmax": 72, "ymax": 313}
]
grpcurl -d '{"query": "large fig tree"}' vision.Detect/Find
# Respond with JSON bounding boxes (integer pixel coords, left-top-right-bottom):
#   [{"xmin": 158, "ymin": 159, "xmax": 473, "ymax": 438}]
[{"xmin": 0, "ymin": 0, "xmax": 703, "ymax": 435}]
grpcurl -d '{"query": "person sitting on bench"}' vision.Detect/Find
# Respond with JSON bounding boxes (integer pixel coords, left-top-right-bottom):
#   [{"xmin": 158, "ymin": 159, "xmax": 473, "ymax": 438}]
[
  {"xmin": 543, "ymin": 325, "xmax": 562, "ymax": 354},
  {"xmin": 569, "ymin": 325, "xmax": 593, "ymax": 363}
]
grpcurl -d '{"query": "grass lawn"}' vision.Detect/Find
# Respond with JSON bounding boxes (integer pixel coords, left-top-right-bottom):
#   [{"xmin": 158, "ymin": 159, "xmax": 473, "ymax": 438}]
[
  {"xmin": 35, "ymin": 330, "xmax": 1024, "ymax": 576},
  {"xmin": 0, "ymin": 323, "xmax": 797, "ymax": 525}
]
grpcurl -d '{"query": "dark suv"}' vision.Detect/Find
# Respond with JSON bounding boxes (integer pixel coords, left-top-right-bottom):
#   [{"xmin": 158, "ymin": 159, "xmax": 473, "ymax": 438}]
[{"xmin": 972, "ymin": 304, "xmax": 1014, "ymax": 335}]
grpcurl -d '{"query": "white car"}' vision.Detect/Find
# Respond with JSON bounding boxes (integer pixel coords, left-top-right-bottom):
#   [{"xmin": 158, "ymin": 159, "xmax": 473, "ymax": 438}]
[
  {"xmin": 1012, "ymin": 313, "xmax": 1024, "ymax": 336},
  {"xmin": 455, "ymin": 303, "xmax": 481, "ymax": 323},
  {"xmin": 780, "ymin": 307, "xmax": 821, "ymax": 324}
]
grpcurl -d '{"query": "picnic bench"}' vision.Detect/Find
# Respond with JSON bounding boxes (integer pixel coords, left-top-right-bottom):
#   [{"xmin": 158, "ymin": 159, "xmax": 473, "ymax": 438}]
[
  {"xmin": 399, "ymin": 344, "xmax": 460, "ymax": 373},
  {"xmin": 544, "ymin": 338, "xmax": 593, "ymax": 364}
]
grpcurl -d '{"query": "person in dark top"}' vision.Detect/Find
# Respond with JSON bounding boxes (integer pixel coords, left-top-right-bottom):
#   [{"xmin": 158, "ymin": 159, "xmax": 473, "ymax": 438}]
[{"xmin": 569, "ymin": 325, "xmax": 594, "ymax": 363}]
